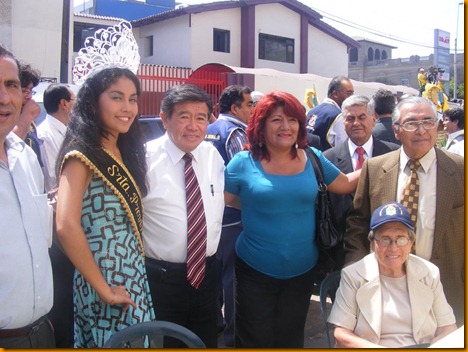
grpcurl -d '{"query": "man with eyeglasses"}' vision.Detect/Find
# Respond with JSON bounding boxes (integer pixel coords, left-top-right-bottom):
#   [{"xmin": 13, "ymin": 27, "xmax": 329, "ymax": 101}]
[
  {"xmin": 12, "ymin": 62, "xmax": 43, "ymax": 166},
  {"xmin": 344, "ymin": 96, "xmax": 464, "ymax": 326}
]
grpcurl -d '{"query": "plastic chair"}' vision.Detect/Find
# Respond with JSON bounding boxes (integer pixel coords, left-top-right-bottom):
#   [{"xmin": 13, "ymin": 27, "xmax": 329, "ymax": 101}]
[
  {"xmin": 103, "ymin": 320, "xmax": 206, "ymax": 348},
  {"xmin": 319, "ymin": 270, "xmax": 341, "ymax": 348}
]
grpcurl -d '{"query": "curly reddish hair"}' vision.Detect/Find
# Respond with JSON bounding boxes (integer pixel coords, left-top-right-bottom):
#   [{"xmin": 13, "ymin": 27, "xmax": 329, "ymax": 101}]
[{"xmin": 246, "ymin": 90, "xmax": 308, "ymax": 161}]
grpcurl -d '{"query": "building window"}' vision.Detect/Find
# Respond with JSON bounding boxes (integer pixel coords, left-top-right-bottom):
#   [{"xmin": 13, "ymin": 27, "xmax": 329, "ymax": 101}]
[
  {"xmin": 143, "ymin": 36, "xmax": 153, "ymax": 57},
  {"xmin": 368, "ymin": 47, "xmax": 374, "ymax": 61},
  {"xmin": 349, "ymin": 48, "xmax": 358, "ymax": 62},
  {"xmin": 259, "ymin": 33, "xmax": 294, "ymax": 64},
  {"xmin": 73, "ymin": 22, "xmax": 109, "ymax": 52},
  {"xmin": 382, "ymin": 50, "xmax": 388, "ymax": 60},
  {"xmin": 213, "ymin": 29, "xmax": 230, "ymax": 53},
  {"xmin": 375, "ymin": 49, "xmax": 380, "ymax": 60}
]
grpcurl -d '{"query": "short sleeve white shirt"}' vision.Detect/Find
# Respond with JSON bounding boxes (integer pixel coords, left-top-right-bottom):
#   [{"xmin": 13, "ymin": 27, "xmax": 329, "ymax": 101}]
[{"xmin": 143, "ymin": 134, "xmax": 225, "ymax": 262}]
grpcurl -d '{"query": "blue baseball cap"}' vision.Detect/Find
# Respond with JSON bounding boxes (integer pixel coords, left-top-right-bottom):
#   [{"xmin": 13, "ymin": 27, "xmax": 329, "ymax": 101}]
[{"xmin": 370, "ymin": 202, "xmax": 414, "ymax": 230}]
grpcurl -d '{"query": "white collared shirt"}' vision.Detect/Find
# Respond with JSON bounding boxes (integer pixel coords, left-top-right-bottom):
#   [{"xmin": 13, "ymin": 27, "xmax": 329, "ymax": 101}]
[
  {"xmin": 37, "ymin": 114, "xmax": 67, "ymax": 192},
  {"xmin": 325, "ymin": 98, "xmax": 347, "ymax": 147},
  {"xmin": 0, "ymin": 133, "xmax": 53, "ymax": 329},
  {"xmin": 347, "ymin": 137, "xmax": 374, "ymax": 171},
  {"xmin": 445, "ymin": 129, "xmax": 464, "ymax": 157},
  {"xmin": 143, "ymin": 134, "xmax": 225, "ymax": 262},
  {"xmin": 396, "ymin": 148, "xmax": 437, "ymax": 260}
]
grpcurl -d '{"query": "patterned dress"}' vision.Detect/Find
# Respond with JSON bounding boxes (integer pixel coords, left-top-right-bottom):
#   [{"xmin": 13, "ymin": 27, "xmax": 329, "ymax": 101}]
[{"xmin": 74, "ymin": 174, "xmax": 155, "ymax": 347}]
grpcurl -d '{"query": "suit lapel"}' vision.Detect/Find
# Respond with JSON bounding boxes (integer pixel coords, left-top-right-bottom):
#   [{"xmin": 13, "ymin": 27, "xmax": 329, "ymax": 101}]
[
  {"xmin": 336, "ymin": 140, "xmax": 354, "ymax": 173},
  {"xmin": 432, "ymin": 149, "xmax": 456, "ymax": 256},
  {"xmin": 407, "ymin": 256, "xmax": 434, "ymax": 337},
  {"xmin": 355, "ymin": 255, "xmax": 383, "ymax": 337},
  {"xmin": 378, "ymin": 150, "xmax": 400, "ymax": 202}
]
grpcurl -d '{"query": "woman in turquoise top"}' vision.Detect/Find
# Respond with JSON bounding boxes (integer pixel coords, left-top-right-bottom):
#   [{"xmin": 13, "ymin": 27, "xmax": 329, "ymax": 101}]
[{"xmin": 224, "ymin": 91, "xmax": 360, "ymax": 348}]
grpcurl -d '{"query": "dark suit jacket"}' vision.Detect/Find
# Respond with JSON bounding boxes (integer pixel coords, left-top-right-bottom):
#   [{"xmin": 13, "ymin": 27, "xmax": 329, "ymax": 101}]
[
  {"xmin": 344, "ymin": 148, "xmax": 465, "ymax": 325},
  {"xmin": 323, "ymin": 138, "xmax": 399, "ymax": 269},
  {"xmin": 307, "ymin": 130, "xmax": 322, "ymax": 150}
]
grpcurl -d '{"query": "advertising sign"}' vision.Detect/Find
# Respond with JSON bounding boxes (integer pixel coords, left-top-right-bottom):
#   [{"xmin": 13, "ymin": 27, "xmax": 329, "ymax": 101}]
[{"xmin": 434, "ymin": 29, "xmax": 450, "ymax": 82}]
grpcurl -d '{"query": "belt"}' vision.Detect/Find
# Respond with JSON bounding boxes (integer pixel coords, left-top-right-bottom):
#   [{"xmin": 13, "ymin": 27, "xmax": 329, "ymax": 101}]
[{"xmin": 0, "ymin": 315, "xmax": 49, "ymax": 339}]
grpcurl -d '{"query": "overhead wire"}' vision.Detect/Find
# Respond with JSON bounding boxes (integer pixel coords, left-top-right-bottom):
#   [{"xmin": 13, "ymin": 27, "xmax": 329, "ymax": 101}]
[{"xmin": 309, "ymin": 6, "xmax": 460, "ymax": 52}]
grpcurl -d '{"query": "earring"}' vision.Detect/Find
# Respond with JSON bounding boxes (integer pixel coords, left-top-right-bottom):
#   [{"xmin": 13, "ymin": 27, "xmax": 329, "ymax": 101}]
[
  {"xmin": 295, "ymin": 142, "xmax": 298, "ymax": 149},
  {"xmin": 259, "ymin": 142, "xmax": 263, "ymax": 148}
]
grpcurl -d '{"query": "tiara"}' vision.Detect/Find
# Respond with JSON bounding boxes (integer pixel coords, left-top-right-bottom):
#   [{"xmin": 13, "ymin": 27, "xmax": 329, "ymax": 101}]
[{"xmin": 73, "ymin": 20, "xmax": 140, "ymax": 85}]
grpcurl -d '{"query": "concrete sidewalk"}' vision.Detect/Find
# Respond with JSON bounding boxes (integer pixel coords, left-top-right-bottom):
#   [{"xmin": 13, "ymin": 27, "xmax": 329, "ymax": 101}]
[
  {"xmin": 304, "ymin": 294, "xmax": 333, "ymax": 348},
  {"xmin": 218, "ymin": 294, "xmax": 333, "ymax": 348}
]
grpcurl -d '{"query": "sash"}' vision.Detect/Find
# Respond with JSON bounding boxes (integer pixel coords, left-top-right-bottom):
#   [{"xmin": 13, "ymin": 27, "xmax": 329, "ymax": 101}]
[{"xmin": 61, "ymin": 148, "xmax": 145, "ymax": 256}]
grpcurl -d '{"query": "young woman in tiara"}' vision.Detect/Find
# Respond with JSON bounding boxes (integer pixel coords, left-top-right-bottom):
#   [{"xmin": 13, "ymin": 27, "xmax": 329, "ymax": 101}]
[{"xmin": 55, "ymin": 67, "xmax": 155, "ymax": 347}]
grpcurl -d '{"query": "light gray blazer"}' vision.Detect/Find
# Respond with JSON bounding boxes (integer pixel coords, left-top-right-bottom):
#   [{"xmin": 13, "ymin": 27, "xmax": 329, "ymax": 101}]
[{"xmin": 329, "ymin": 253, "xmax": 456, "ymax": 345}]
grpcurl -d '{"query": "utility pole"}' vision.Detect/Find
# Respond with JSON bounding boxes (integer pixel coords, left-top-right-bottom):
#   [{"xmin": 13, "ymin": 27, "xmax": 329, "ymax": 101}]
[{"xmin": 454, "ymin": 2, "xmax": 463, "ymax": 100}]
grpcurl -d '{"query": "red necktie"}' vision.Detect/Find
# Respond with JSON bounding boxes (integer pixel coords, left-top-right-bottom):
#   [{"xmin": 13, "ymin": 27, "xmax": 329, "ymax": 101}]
[
  {"xmin": 183, "ymin": 153, "xmax": 207, "ymax": 289},
  {"xmin": 355, "ymin": 147, "xmax": 365, "ymax": 170}
]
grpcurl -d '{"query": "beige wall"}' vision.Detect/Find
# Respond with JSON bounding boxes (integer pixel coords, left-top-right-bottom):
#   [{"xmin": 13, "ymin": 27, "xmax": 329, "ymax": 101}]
[
  {"xmin": 254, "ymin": 3, "xmax": 302, "ymax": 73},
  {"xmin": 308, "ymin": 25, "xmax": 349, "ymax": 77},
  {"xmin": 136, "ymin": 15, "xmax": 192, "ymax": 68},
  {"xmin": 190, "ymin": 9, "xmax": 242, "ymax": 69},
  {"xmin": 1, "ymin": 0, "xmax": 64, "ymax": 80}
]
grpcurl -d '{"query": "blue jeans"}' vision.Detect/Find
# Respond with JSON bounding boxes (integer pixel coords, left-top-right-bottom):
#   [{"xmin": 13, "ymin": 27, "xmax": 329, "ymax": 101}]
[{"xmin": 234, "ymin": 257, "xmax": 316, "ymax": 348}]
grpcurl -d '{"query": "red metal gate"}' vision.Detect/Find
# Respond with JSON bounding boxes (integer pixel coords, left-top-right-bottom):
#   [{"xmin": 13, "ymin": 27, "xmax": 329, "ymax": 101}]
[{"xmin": 137, "ymin": 64, "xmax": 227, "ymax": 116}]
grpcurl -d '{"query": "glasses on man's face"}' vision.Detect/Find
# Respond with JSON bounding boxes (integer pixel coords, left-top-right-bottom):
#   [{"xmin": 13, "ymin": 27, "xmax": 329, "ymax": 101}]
[
  {"xmin": 394, "ymin": 118, "xmax": 437, "ymax": 132},
  {"xmin": 374, "ymin": 236, "xmax": 410, "ymax": 247},
  {"xmin": 22, "ymin": 88, "xmax": 36, "ymax": 96}
]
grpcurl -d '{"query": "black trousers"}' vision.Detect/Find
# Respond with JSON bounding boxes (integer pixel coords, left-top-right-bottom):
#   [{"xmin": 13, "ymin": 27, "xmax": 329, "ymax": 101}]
[
  {"xmin": 235, "ymin": 257, "xmax": 316, "ymax": 348},
  {"xmin": 48, "ymin": 241, "xmax": 75, "ymax": 348},
  {"xmin": 145, "ymin": 256, "xmax": 218, "ymax": 348},
  {"xmin": 0, "ymin": 315, "xmax": 55, "ymax": 348}
]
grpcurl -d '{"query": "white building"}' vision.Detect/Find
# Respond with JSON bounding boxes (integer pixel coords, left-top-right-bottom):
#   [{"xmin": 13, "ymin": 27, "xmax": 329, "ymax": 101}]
[{"xmin": 132, "ymin": 0, "xmax": 359, "ymax": 77}]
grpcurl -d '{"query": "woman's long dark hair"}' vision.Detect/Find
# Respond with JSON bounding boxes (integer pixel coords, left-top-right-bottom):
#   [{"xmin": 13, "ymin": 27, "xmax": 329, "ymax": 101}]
[{"xmin": 56, "ymin": 67, "xmax": 148, "ymax": 196}]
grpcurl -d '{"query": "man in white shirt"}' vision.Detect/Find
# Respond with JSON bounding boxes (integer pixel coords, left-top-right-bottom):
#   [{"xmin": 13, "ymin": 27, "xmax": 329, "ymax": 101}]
[
  {"xmin": 143, "ymin": 84, "xmax": 225, "ymax": 348},
  {"xmin": 0, "ymin": 45, "xmax": 54, "ymax": 348},
  {"xmin": 306, "ymin": 76, "xmax": 354, "ymax": 150},
  {"xmin": 37, "ymin": 83, "xmax": 75, "ymax": 192},
  {"xmin": 37, "ymin": 83, "xmax": 76, "ymax": 348},
  {"xmin": 443, "ymin": 108, "xmax": 464, "ymax": 157}
]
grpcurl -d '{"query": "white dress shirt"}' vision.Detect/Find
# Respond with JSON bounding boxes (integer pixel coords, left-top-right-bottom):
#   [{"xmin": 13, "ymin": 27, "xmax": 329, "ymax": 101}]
[
  {"xmin": 0, "ymin": 133, "xmax": 53, "ymax": 329},
  {"xmin": 347, "ymin": 137, "xmax": 374, "ymax": 171},
  {"xmin": 325, "ymin": 98, "xmax": 347, "ymax": 147},
  {"xmin": 445, "ymin": 129, "xmax": 464, "ymax": 157},
  {"xmin": 143, "ymin": 134, "xmax": 225, "ymax": 263},
  {"xmin": 37, "ymin": 114, "xmax": 67, "ymax": 192},
  {"xmin": 396, "ymin": 148, "xmax": 437, "ymax": 260}
]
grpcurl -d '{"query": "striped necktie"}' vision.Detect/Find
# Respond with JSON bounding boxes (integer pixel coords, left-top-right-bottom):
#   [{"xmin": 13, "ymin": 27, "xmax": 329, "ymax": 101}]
[{"xmin": 183, "ymin": 153, "xmax": 207, "ymax": 289}]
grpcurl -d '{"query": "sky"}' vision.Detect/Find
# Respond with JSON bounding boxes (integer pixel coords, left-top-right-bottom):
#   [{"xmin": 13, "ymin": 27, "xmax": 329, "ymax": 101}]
[
  {"xmin": 74, "ymin": 0, "xmax": 464, "ymax": 59},
  {"xmin": 176, "ymin": 0, "xmax": 465, "ymax": 59}
]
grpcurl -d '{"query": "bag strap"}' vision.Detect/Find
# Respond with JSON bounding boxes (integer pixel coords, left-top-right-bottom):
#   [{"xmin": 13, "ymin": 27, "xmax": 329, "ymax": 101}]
[{"xmin": 304, "ymin": 147, "xmax": 327, "ymax": 191}]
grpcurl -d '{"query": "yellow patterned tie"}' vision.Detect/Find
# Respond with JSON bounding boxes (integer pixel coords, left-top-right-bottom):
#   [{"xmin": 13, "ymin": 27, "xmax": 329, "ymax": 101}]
[{"xmin": 400, "ymin": 159, "xmax": 421, "ymax": 228}]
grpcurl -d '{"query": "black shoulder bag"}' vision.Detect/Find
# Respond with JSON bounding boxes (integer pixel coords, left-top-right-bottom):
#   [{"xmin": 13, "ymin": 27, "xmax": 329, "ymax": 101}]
[
  {"xmin": 304, "ymin": 148, "xmax": 341, "ymax": 292},
  {"xmin": 304, "ymin": 147, "xmax": 342, "ymax": 250}
]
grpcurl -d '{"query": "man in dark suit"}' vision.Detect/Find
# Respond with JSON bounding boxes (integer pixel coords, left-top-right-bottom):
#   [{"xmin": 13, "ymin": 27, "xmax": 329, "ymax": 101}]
[
  {"xmin": 344, "ymin": 96, "xmax": 464, "ymax": 325},
  {"xmin": 324, "ymin": 95, "xmax": 399, "ymax": 270}
]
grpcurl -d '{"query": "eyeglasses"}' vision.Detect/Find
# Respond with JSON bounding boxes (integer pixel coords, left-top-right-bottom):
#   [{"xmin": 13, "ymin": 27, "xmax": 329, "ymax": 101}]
[
  {"xmin": 22, "ymin": 88, "xmax": 36, "ymax": 96},
  {"xmin": 374, "ymin": 236, "xmax": 411, "ymax": 247},
  {"xmin": 394, "ymin": 119, "xmax": 437, "ymax": 132}
]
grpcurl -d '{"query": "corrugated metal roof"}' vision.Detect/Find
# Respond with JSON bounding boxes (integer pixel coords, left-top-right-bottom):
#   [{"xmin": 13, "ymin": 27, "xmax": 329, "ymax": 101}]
[{"xmin": 74, "ymin": 12, "xmax": 125, "ymax": 22}]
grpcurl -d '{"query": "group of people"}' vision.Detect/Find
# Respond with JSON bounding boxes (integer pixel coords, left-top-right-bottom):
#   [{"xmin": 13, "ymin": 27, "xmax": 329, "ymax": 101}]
[{"xmin": 1, "ymin": 41, "xmax": 464, "ymax": 349}]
